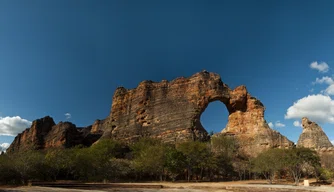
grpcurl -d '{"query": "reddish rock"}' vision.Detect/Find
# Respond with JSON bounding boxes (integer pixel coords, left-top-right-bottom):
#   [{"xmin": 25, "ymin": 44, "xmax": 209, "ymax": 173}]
[
  {"xmin": 101, "ymin": 71, "xmax": 293, "ymax": 156},
  {"xmin": 221, "ymin": 86, "xmax": 293, "ymax": 156},
  {"xmin": 91, "ymin": 119, "xmax": 105, "ymax": 134},
  {"xmin": 7, "ymin": 116, "xmax": 55, "ymax": 152},
  {"xmin": 8, "ymin": 71, "xmax": 294, "ymax": 157},
  {"xmin": 7, "ymin": 117, "xmax": 102, "ymax": 153}
]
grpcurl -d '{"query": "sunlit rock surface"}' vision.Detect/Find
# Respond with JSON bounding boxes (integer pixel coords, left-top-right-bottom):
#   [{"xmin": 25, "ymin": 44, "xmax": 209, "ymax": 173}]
[
  {"xmin": 297, "ymin": 117, "xmax": 333, "ymax": 149},
  {"xmin": 8, "ymin": 71, "xmax": 293, "ymax": 156}
]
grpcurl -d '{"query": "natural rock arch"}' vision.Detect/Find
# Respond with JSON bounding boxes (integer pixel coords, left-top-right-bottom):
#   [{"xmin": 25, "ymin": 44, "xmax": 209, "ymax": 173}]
[
  {"xmin": 100, "ymin": 71, "xmax": 294, "ymax": 156},
  {"xmin": 199, "ymin": 100, "xmax": 229, "ymax": 134},
  {"xmin": 7, "ymin": 71, "xmax": 294, "ymax": 156}
]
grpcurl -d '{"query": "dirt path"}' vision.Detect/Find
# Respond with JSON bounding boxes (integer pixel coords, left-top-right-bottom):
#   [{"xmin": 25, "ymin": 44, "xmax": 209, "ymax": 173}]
[{"xmin": 0, "ymin": 180, "xmax": 333, "ymax": 192}]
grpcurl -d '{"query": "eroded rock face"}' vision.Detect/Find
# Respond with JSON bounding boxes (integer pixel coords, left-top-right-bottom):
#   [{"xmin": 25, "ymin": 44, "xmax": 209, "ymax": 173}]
[
  {"xmin": 101, "ymin": 71, "xmax": 229, "ymax": 143},
  {"xmin": 7, "ymin": 116, "xmax": 55, "ymax": 152},
  {"xmin": 8, "ymin": 71, "xmax": 294, "ymax": 156},
  {"xmin": 7, "ymin": 116, "xmax": 102, "ymax": 153},
  {"xmin": 221, "ymin": 86, "xmax": 294, "ymax": 156},
  {"xmin": 101, "ymin": 71, "xmax": 293, "ymax": 156},
  {"xmin": 297, "ymin": 117, "xmax": 333, "ymax": 149},
  {"xmin": 91, "ymin": 119, "xmax": 106, "ymax": 134}
]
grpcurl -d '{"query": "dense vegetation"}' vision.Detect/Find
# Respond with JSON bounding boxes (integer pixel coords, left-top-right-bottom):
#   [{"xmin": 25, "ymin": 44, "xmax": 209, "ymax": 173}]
[{"xmin": 0, "ymin": 135, "xmax": 331, "ymax": 185}]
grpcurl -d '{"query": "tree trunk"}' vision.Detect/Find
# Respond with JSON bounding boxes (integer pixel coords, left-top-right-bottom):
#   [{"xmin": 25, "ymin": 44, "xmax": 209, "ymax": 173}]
[{"xmin": 187, "ymin": 167, "xmax": 192, "ymax": 182}]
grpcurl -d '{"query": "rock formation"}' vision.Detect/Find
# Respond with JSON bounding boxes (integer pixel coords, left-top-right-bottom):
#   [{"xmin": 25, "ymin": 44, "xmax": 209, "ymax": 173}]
[
  {"xmin": 100, "ymin": 71, "xmax": 293, "ymax": 156},
  {"xmin": 221, "ymin": 86, "xmax": 294, "ymax": 156},
  {"xmin": 297, "ymin": 117, "xmax": 333, "ymax": 149},
  {"xmin": 7, "ymin": 116, "xmax": 102, "ymax": 153},
  {"xmin": 8, "ymin": 71, "xmax": 294, "ymax": 156}
]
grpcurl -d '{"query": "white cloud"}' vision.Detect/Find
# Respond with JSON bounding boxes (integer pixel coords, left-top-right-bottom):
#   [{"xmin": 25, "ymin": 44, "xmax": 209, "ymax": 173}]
[
  {"xmin": 332, "ymin": 140, "xmax": 334, "ymax": 145},
  {"xmin": 285, "ymin": 94, "xmax": 334, "ymax": 124},
  {"xmin": 275, "ymin": 121, "xmax": 286, "ymax": 128},
  {"xmin": 325, "ymin": 84, "xmax": 334, "ymax": 95},
  {"xmin": 268, "ymin": 121, "xmax": 285, "ymax": 128},
  {"xmin": 313, "ymin": 76, "xmax": 334, "ymax": 85},
  {"xmin": 0, "ymin": 116, "xmax": 32, "ymax": 136},
  {"xmin": 293, "ymin": 120, "xmax": 301, "ymax": 127},
  {"xmin": 0, "ymin": 143, "xmax": 10, "ymax": 152},
  {"xmin": 311, "ymin": 76, "xmax": 334, "ymax": 95},
  {"xmin": 310, "ymin": 61, "xmax": 329, "ymax": 73},
  {"xmin": 64, "ymin": 113, "xmax": 71, "ymax": 119}
]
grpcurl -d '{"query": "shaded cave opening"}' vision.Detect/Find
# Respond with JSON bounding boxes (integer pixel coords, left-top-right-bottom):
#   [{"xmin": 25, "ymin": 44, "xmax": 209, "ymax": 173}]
[{"xmin": 200, "ymin": 101, "xmax": 229, "ymax": 135}]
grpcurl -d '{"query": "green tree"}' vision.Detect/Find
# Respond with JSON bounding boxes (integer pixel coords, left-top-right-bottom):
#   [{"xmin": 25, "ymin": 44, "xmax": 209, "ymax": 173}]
[
  {"xmin": 211, "ymin": 134, "xmax": 238, "ymax": 159},
  {"xmin": 176, "ymin": 140, "xmax": 211, "ymax": 181},
  {"xmin": 0, "ymin": 153, "xmax": 20, "ymax": 184},
  {"xmin": 72, "ymin": 147, "xmax": 96, "ymax": 181},
  {"xmin": 11, "ymin": 150, "xmax": 45, "ymax": 184},
  {"xmin": 283, "ymin": 148, "xmax": 320, "ymax": 185},
  {"xmin": 164, "ymin": 146, "xmax": 186, "ymax": 181},
  {"xmin": 210, "ymin": 135, "xmax": 239, "ymax": 181},
  {"xmin": 99, "ymin": 158, "xmax": 133, "ymax": 182},
  {"xmin": 131, "ymin": 138, "xmax": 167, "ymax": 181},
  {"xmin": 252, "ymin": 148, "xmax": 285, "ymax": 184},
  {"xmin": 89, "ymin": 139, "xmax": 125, "ymax": 181},
  {"xmin": 233, "ymin": 157, "xmax": 251, "ymax": 181}
]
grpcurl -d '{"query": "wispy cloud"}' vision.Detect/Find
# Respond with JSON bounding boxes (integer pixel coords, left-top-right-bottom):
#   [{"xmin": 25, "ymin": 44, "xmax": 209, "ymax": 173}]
[
  {"xmin": 64, "ymin": 113, "xmax": 71, "ymax": 119},
  {"xmin": 310, "ymin": 61, "xmax": 329, "ymax": 73},
  {"xmin": 293, "ymin": 120, "xmax": 301, "ymax": 127},
  {"xmin": 0, "ymin": 116, "xmax": 32, "ymax": 136},
  {"xmin": 268, "ymin": 121, "xmax": 285, "ymax": 128},
  {"xmin": 312, "ymin": 76, "xmax": 334, "ymax": 85},
  {"xmin": 311, "ymin": 76, "xmax": 334, "ymax": 95},
  {"xmin": 275, "ymin": 121, "xmax": 286, "ymax": 128}
]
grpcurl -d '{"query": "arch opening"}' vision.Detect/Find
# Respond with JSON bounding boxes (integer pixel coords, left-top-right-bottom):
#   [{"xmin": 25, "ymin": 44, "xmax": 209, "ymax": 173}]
[{"xmin": 200, "ymin": 101, "xmax": 229, "ymax": 135}]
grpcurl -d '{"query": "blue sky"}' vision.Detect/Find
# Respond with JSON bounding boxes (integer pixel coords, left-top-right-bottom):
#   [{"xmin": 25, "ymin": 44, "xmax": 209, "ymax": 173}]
[{"xmin": 1, "ymin": 0, "xmax": 334, "ymax": 149}]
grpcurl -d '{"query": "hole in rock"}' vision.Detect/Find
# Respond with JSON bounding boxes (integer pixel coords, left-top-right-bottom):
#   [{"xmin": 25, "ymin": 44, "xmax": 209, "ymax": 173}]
[{"xmin": 200, "ymin": 101, "xmax": 229, "ymax": 135}]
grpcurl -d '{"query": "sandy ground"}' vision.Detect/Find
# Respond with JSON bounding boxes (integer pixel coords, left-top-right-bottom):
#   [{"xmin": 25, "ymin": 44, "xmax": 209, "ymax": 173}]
[{"xmin": 0, "ymin": 180, "xmax": 333, "ymax": 192}]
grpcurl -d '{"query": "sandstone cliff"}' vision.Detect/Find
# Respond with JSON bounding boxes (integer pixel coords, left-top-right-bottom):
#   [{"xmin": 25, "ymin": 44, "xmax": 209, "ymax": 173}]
[
  {"xmin": 7, "ymin": 116, "xmax": 102, "ymax": 153},
  {"xmin": 101, "ymin": 71, "xmax": 293, "ymax": 156},
  {"xmin": 221, "ymin": 86, "xmax": 294, "ymax": 156},
  {"xmin": 8, "ymin": 71, "xmax": 294, "ymax": 156},
  {"xmin": 100, "ymin": 71, "xmax": 230, "ymax": 142},
  {"xmin": 297, "ymin": 117, "xmax": 333, "ymax": 149}
]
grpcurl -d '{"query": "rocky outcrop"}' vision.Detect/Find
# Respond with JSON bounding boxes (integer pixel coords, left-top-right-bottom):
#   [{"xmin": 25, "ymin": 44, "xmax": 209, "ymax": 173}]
[
  {"xmin": 7, "ymin": 116, "xmax": 102, "ymax": 153},
  {"xmin": 101, "ymin": 71, "xmax": 231, "ymax": 142},
  {"xmin": 101, "ymin": 71, "xmax": 293, "ymax": 156},
  {"xmin": 297, "ymin": 117, "xmax": 333, "ymax": 149},
  {"xmin": 8, "ymin": 71, "xmax": 294, "ymax": 156},
  {"xmin": 91, "ymin": 119, "xmax": 106, "ymax": 134},
  {"xmin": 221, "ymin": 86, "xmax": 294, "ymax": 156},
  {"xmin": 7, "ymin": 116, "xmax": 55, "ymax": 152}
]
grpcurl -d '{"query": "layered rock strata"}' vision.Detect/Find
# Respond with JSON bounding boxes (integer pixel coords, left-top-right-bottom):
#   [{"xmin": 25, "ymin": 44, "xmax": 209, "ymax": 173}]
[
  {"xmin": 101, "ymin": 71, "xmax": 293, "ymax": 156},
  {"xmin": 8, "ymin": 71, "xmax": 294, "ymax": 156}
]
